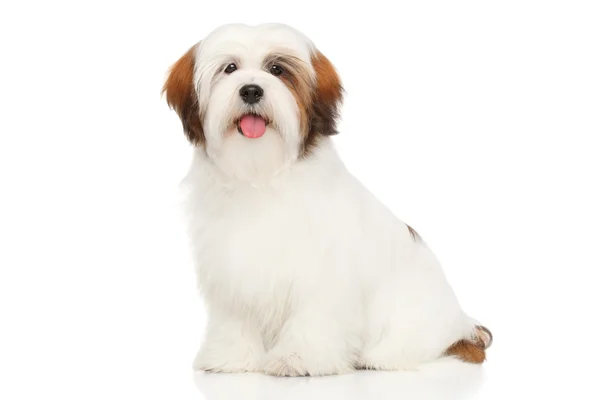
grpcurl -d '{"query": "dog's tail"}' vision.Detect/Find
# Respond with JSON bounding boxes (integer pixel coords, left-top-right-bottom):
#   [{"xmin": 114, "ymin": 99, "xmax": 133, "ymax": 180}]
[{"xmin": 444, "ymin": 325, "xmax": 493, "ymax": 364}]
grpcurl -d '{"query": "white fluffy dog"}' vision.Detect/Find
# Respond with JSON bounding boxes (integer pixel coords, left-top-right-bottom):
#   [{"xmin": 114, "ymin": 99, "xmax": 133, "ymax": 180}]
[{"xmin": 163, "ymin": 23, "xmax": 492, "ymax": 377}]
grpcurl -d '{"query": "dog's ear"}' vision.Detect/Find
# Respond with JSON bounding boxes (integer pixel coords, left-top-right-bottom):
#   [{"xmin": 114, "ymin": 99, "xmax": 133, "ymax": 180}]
[
  {"xmin": 162, "ymin": 43, "xmax": 204, "ymax": 145},
  {"xmin": 309, "ymin": 50, "xmax": 343, "ymax": 136}
]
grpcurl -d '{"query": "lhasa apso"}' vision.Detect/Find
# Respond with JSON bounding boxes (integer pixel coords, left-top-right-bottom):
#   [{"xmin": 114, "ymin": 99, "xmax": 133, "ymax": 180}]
[{"xmin": 163, "ymin": 23, "xmax": 492, "ymax": 377}]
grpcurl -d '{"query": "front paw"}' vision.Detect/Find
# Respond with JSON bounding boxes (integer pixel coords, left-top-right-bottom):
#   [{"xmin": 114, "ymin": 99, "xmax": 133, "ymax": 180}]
[
  {"xmin": 263, "ymin": 352, "xmax": 353, "ymax": 377},
  {"xmin": 193, "ymin": 347, "xmax": 262, "ymax": 373},
  {"xmin": 263, "ymin": 353, "xmax": 308, "ymax": 377}
]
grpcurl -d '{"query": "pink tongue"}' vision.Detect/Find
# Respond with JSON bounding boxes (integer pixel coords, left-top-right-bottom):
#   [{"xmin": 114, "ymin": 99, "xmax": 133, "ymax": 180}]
[{"xmin": 239, "ymin": 115, "xmax": 266, "ymax": 138}]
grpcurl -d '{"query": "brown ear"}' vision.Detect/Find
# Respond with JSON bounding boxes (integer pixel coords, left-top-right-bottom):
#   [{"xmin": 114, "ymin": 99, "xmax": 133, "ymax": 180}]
[
  {"xmin": 309, "ymin": 51, "xmax": 343, "ymax": 136},
  {"xmin": 162, "ymin": 44, "xmax": 204, "ymax": 145}
]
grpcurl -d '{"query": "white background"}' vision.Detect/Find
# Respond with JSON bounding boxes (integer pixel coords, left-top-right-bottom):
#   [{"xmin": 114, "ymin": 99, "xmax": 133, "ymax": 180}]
[{"xmin": 1, "ymin": 1, "xmax": 599, "ymax": 399}]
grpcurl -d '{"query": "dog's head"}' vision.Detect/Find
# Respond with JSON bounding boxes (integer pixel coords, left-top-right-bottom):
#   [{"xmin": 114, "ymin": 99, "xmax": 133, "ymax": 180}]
[{"xmin": 163, "ymin": 24, "xmax": 342, "ymax": 181}]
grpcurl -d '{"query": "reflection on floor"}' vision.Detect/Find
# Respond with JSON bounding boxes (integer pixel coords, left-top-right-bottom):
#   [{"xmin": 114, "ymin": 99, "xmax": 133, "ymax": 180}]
[{"xmin": 195, "ymin": 358, "xmax": 485, "ymax": 400}]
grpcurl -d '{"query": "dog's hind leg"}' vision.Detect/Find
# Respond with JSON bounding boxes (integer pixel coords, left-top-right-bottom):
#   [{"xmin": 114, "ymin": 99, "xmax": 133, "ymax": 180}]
[{"xmin": 444, "ymin": 325, "xmax": 493, "ymax": 364}]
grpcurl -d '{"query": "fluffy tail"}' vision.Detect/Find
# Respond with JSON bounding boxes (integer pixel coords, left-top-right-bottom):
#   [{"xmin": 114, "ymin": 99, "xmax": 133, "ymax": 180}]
[{"xmin": 444, "ymin": 325, "xmax": 493, "ymax": 364}]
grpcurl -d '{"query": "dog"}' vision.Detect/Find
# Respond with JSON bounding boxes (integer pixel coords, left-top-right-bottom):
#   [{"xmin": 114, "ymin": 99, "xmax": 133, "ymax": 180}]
[{"xmin": 162, "ymin": 23, "xmax": 492, "ymax": 377}]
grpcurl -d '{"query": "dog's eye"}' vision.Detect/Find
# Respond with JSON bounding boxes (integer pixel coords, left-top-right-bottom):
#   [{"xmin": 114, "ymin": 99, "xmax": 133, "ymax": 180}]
[
  {"xmin": 224, "ymin": 63, "xmax": 237, "ymax": 74},
  {"xmin": 270, "ymin": 64, "xmax": 284, "ymax": 76}
]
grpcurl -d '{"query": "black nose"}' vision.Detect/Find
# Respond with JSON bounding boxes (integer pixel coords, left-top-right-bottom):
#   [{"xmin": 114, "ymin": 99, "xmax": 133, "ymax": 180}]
[{"xmin": 239, "ymin": 84, "xmax": 264, "ymax": 104}]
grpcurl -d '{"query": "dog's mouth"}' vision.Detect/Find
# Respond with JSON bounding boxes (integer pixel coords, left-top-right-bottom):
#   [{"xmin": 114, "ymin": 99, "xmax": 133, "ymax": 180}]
[{"xmin": 236, "ymin": 113, "xmax": 269, "ymax": 139}]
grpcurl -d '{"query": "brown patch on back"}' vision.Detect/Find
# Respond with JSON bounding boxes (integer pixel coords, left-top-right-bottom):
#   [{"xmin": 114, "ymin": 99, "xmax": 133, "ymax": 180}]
[
  {"xmin": 406, "ymin": 224, "xmax": 422, "ymax": 242},
  {"xmin": 162, "ymin": 44, "xmax": 204, "ymax": 145}
]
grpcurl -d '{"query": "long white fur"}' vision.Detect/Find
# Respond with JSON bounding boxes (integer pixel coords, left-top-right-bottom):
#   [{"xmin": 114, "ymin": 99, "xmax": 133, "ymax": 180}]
[{"xmin": 180, "ymin": 23, "xmax": 480, "ymax": 376}]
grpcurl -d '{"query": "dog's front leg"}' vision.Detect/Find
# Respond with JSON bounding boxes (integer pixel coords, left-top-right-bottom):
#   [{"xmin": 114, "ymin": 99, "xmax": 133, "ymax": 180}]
[
  {"xmin": 193, "ymin": 307, "xmax": 265, "ymax": 373},
  {"xmin": 263, "ymin": 299, "xmax": 360, "ymax": 377}
]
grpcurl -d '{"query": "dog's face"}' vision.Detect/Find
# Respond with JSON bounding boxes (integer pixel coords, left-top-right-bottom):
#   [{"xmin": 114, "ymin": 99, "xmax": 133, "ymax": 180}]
[{"xmin": 163, "ymin": 24, "xmax": 343, "ymax": 181}]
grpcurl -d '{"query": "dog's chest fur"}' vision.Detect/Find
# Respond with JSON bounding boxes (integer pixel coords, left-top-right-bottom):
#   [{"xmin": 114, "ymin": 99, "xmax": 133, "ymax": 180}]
[{"xmin": 188, "ymin": 159, "xmax": 364, "ymax": 314}]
